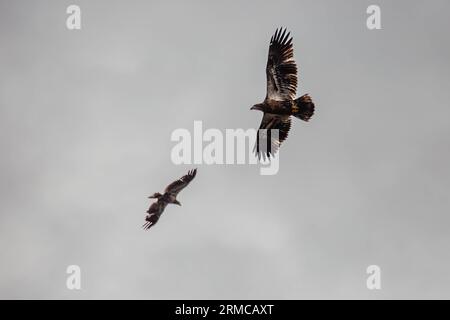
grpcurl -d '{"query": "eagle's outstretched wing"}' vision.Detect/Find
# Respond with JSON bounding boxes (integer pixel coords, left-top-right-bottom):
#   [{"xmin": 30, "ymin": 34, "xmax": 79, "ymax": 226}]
[
  {"xmin": 164, "ymin": 169, "xmax": 197, "ymax": 197},
  {"xmin": 142, "ymin": 201, "xmax": 168, "ymax": 230},
  {"xmin": 254, "ymin": 114, "xmax": 291, "ymax": 160},
  {"xmin": 266, "ymin": 28, "xmax": 297, "ymax": 101}
]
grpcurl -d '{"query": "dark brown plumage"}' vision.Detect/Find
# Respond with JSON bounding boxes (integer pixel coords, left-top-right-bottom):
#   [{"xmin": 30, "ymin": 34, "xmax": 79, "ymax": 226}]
[
  {"xmin": 251, "ymin": 28, "xmax": 315, "ymax": 160},
  {"xmin": 143, "ymin": 169, "xmax": 197, "ymax": 230}
]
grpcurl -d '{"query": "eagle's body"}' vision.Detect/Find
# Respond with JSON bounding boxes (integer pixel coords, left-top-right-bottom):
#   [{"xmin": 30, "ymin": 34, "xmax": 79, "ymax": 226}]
[
  {"xmin": 143, "ymin": 169, "xmax": 197, "ymax": 230},
  {"xmin": 253, "ymin": 100, "xmax": 296, "ymax": 115},
  {"xmin": 251, "ymin": 28, "xmax": 315, "ymax": 159}
]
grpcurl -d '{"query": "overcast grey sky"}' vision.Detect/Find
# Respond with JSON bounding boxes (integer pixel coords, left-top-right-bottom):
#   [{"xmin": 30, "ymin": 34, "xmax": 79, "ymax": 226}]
[{"xmin": 1, "ymin": 0, "xmax": 450, "ymax": 299}]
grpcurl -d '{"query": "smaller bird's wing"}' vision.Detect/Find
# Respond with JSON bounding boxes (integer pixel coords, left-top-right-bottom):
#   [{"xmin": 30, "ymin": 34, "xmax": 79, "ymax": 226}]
[
  {"xmin": 266, "ymin": 28, "xmax": 297, "ymax": 101},
  {"xmin": 164, "ymin": 169, "xmax": 197, "ymax": 197},
  {"xmin": 254, "ymin": 114, "xmax": 291, "ymax": 160},
  {"xmin": 143, "ymin": 201, "xmax": 168, "ymax": 230}
]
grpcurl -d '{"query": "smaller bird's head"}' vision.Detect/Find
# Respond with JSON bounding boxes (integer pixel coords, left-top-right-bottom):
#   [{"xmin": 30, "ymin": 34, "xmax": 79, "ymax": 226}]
[
  {"xmin": 250, "ymin": 103, "xmax": 264, "ymax": 112},
  {"xmin": 148, "ymin": 192, "xmax": 162, "ymax": 199}
]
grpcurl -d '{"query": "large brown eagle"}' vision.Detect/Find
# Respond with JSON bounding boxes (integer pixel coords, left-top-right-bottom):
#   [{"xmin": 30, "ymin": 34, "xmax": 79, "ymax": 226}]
[
  {"xmin": 251, "ymin": 28, "xmax": 315, "ymax": 159},
  {"xmin": 143, "ymin": 169, "xmax": 197, "ymax": 230}
]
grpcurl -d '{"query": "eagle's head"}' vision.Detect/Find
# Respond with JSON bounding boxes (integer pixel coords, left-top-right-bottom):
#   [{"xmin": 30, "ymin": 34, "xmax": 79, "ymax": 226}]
[
  {"xmin": 148, "ymin": 192, "xmax": 162, "ymax": 199},
  {"xmin": 251, "ymin": 103, "xmax": 264, "ymax": 112}
]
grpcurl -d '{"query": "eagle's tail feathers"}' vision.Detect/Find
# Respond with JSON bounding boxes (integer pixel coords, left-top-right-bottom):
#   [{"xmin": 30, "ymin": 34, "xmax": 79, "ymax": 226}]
[{"xmin": 293, "ymin": 94, "xmax": 315, "ymax": 122}]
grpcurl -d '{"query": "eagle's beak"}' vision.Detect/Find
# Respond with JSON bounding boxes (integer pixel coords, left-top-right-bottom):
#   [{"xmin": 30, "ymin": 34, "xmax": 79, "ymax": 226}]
[
  {"xmin": 250, "ymin": 106, "xmax": 256, "ymax": 110},
  {"xmin": 174, "ymin": 200, "xmax": 181, "ymax": 206}
]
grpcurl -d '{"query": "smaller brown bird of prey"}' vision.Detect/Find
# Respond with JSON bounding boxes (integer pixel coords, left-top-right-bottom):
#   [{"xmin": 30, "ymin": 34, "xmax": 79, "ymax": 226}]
[
  {"xmin": 143, "ymin": 169, "xmax": 197, "ymax": 230},
  {"xmin": 251, "ymin": 27, "xmax": 315, "ymax": 159}
]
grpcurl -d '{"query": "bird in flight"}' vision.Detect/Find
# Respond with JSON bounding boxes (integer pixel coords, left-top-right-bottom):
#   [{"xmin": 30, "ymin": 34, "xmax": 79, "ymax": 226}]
[
  {"xmin": 251, "ymin": 27, "xmax": 315, "ymax": 160},
  {"xmin": 143, "ymin": 169, "xmax": 197, "ymax": 230}
]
